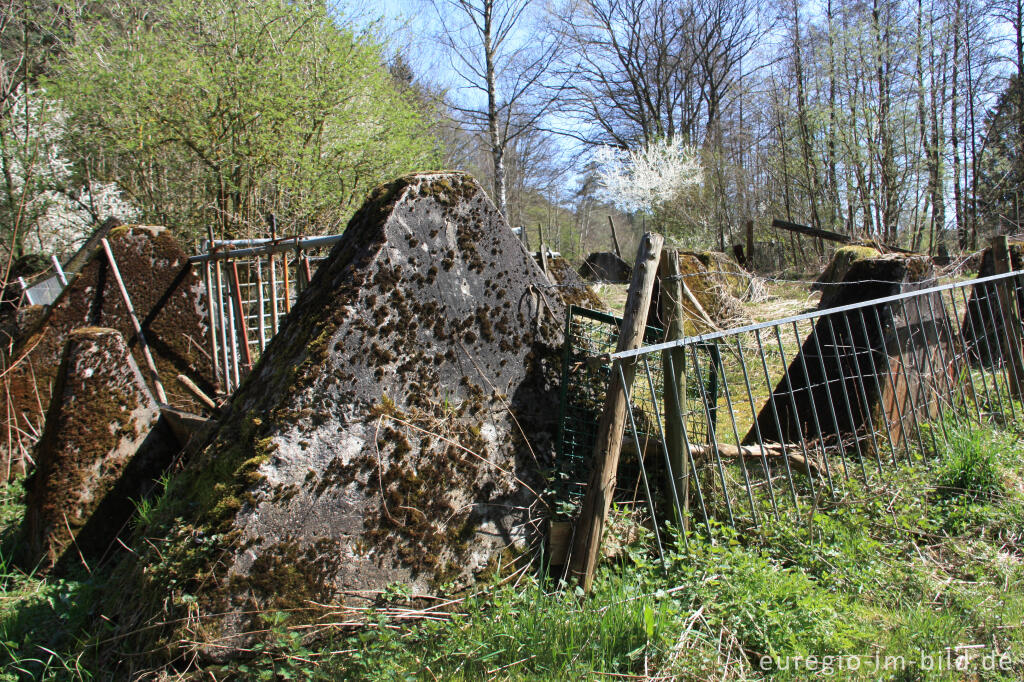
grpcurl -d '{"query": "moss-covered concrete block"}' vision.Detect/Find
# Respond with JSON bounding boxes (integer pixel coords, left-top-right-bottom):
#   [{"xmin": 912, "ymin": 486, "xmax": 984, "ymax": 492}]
[
  {"xmin": 111, "ymin": 172, "xmax": 564, "ymax": 663},
  {"xmin": 546, "ymin": 256, "xmax": 606, "ymax": 310},
  {"xmin": 673, "ymin": 251, "xmax": 749, "ymax": 325},
  {"xmin": 814, "ymin": 245, "xmax": 883, "ymax": 307},
  {"xmin": 0, "ymin": 226, "xmax": 215, "ymax": 481},
  {"xmin": 745, "ymin": 255, "xmax": 950, "ymax": 458},
  {"xmin": 18, "ymin": 328, "xmax": 178, "ymax": 572},
  {"xmin": 961, "ymin": 241, "xmax": 1024, "ymax": 367}
]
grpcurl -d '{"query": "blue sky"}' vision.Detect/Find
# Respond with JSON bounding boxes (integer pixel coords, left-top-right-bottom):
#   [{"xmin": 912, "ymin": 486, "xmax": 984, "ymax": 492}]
[{"xmin": 367, "ymin": 1, "xmax": 452, "ymax": 83}]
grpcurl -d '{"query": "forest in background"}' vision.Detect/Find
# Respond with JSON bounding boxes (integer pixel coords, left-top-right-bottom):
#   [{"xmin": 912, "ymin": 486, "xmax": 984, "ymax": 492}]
[{"xmin": 2, "ymin": 0, "xmax": 1023, "ymax": 267}]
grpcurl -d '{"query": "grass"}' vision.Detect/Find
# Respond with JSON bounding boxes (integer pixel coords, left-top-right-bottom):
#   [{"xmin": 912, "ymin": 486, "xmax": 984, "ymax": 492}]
[
  {"xmin": 1, "ymin": 264, "xmax": 1022, "ymax": 678},
  {"xmin": 0, "ymin": 481, "xmax": 101, "ymax": 681},
  {"xmin": 2, "ymin": 421, "xmax": 1022, "ymax": 679}
]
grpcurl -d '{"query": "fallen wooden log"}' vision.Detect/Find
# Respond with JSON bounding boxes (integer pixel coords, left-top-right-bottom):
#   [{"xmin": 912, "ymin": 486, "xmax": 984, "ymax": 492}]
[
  {"xmin": 688, "ymin": 442, "xmax": 823, "ymax": 479},
  {"xmin": 771, "ymin": 218, "xmax": 852, "ymax": 245},
  {"xmin": 771, "ymin": 218, "xmax": 917, "ymax": 255}
]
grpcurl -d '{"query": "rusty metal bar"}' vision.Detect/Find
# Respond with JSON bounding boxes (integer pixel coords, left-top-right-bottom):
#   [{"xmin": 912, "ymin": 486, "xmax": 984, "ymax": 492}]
[{"xmin": 229, "ymin": 261, "xmax": 253, "ymax": 371}]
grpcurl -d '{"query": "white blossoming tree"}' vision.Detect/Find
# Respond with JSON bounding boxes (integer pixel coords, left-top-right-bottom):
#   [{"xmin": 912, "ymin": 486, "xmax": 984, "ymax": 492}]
[
  {"xmin": 595, "ymin": 138, "xmax": 703, "ymax": 212},
  {"xmin": 595, "ymin": 137, "xmax": 706, "ymax": 245},
  {"xmin": 0, "ymin": 86, "xmax": 138, "ymax": 260}
]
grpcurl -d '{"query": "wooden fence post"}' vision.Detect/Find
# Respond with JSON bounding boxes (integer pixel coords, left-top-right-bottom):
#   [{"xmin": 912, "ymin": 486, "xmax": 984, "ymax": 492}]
[
  {"xmin": 992, "ymin": 235, "xmax": 1024, "ymax": 397},
  {"xmin": 568, "ymin": 231, "xmax": 664, "ymax": 591},
  {"xmin": 607, "ymin": 216, "xmax": 624, "ymax": 260},
  {"xmin": 745, "ymin": 219, "xmax": 755, "ymax": 269},
  {"xmin": 658, "ymin": 247, "xmax": 688, "ymax": 530}
]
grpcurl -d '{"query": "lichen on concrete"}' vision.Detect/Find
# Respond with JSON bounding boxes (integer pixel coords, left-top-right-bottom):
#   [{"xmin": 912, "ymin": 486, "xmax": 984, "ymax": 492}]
[{"xmin": 107, "ymin": 172, "xmax": 565, "ymax": 664}]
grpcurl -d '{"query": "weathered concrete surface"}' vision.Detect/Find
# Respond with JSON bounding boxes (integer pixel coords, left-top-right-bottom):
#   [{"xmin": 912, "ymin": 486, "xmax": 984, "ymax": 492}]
[
  {"xmin": 815, "ymin": 245, "xmax": 883, "ymax": 308},
  {"xmin": 0, "ymin": 226, "xmax": 215, "ymax": 481},
  {"xmin": 675, "ymin": 251, "xmax": 749, "ymax": 325},
  {"xmin": 18, "ymin": 328, "xmax": 178, "ymax": 572},
  {"xmin": 111, "ymin": 172, "xmax": 565, "ymax": 663},
  {"xmin": 0, "ymin": 305, "xmax": 45, "ymax": 354},
  {"xmin": 647, "ymin": 251, "xmax": 749, "ymax": 330},
  {"xmin": 745, "ymin": 255, "xmax": 951, "ymax": 457},
  {"xmin": 962, "ymin": 241, "xmax": 1024, "ymax": 367},
  {"xmin": 580, "ymin": 251, "xmax": 631, "ymax": 282}
]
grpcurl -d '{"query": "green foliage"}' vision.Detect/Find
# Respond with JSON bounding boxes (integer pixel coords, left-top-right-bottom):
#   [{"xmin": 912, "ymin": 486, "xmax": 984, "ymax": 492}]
[
  {"xmin": 0, "ymin": 478, "xmax": 100, "ymax": 681},
  {"xmin": 3, "ymin": 423, "xmax": 1024, "ymax": 679},
  {"xmin": 978, "ymin": 74, "xmax": 1024, "ymax": 239},
  {"xmin": 50, "ymin": 0, "xmax": 440, "ymax": 241},
  {"xmin": 933, "ymin": 427, "xmax": 1006, "ymax": 503}
]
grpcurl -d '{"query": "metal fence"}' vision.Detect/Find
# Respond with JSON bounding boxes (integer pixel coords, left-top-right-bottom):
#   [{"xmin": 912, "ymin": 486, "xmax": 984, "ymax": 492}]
[
  {"xmin": 590, "ymin": 270, "xmax": 1024, "ymax": 549},
  {"xmin": 555, "ymin": 305, "xmax": 720, "ymax": 518},
  {"xmin": 189, "ymin": 234, "xmax": 343, "ymax": 393}
]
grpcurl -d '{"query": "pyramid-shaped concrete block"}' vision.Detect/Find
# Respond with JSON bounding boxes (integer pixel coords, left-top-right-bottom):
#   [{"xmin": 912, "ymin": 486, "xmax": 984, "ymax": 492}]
[
  {"xmin": 19, "ymin": 328, "xmax": 178, "ymax": 571},
  {"xmin": 745, "ymin": 255, "xmax": 951, "ymax": 455},
  {"xmin": 0, "ymin": 226, "xmax": 216, "ymax": 481},
  {"xmin": 117, "ymin": 172, "xmax": 565, "ymax": 660}
]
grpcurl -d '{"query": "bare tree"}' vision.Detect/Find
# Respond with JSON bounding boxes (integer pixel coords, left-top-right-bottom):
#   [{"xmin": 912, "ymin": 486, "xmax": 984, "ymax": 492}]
[
  {"xmin": 427, "ymin": 0, "xmax": 560, "ymax": 218},
  {"xmin": 552, "ymin": 0, "xmax": 705, "ymax": 148}
]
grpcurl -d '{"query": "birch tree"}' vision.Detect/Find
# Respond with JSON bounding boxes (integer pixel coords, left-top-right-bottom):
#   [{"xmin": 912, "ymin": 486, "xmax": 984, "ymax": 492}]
[{"xmin": 427, "ymin": 0, "xmax": 559, "ymax": 218}]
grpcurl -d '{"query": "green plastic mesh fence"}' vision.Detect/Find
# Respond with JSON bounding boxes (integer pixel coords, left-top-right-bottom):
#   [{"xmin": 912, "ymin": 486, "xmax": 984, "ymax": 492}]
[{"xmin": 555, "ymin": 305, "xmax": 720, "ymax": 508}]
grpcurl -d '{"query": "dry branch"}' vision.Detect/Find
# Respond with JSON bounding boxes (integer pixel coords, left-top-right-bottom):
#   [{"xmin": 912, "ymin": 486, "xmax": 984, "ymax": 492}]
[{"xmin": 688, "ymin": 442, "xmax": 823, "ymax": 478}]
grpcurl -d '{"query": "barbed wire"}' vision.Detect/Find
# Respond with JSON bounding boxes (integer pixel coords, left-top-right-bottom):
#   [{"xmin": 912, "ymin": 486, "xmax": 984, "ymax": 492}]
[{"xmin": 578, "ymin": 248, "xmax": 987, "ymax": 291}]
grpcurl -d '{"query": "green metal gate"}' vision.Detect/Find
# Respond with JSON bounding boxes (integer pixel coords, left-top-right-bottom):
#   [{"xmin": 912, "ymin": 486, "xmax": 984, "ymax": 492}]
[{"xmin": 554, "ymin": 305, "xmax": 721, "ymax": 507}]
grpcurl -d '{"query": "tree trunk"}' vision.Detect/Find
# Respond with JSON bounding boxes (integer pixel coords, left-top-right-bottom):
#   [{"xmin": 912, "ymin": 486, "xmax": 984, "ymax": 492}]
[
  {"xmin": 482, "ymin": 0, "xmax": 508, "ymax": 218},
  {"xmin": 951, "ymin": 0, "xmax": 966, "ymax": 249}
]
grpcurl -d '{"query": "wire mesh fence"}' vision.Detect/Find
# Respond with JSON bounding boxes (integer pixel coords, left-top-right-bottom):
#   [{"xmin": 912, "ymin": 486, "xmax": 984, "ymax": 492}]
[
  {"xmin": 555, "ymin": 306, "xmax": 720, "ymax": 515},
  {"xmin": 574, "ymin": 270, "xmax": 1024, "ymax": 551}
]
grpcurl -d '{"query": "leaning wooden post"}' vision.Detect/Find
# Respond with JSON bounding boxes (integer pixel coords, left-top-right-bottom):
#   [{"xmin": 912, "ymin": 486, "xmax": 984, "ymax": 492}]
[
  {"xmin": 302, "ymin": 253, "xmax": 313, "ymax": 288},
  {"xmin": 568, "ymin": 231, "xmax": 664, "ymax": 591},
  {"xmin": 658, "ymin": 247, "xmax": 688, "ymax": 530},
  {"xmin": 176, "ymin": 374, "xmax": 218, "ymax": 412},
  {"xmin": 745, "ymin": 219, "xmax": 755, "ymax": 269},
  {"xmin": 100, "ymin": 238, "xmax": 169, "ymax": 405},
  {"xmin": 992, "ymin": 235, "xmax": 1024, "ymax": 397},
  {"xmin": 539, "ymin": 243, "xmax": 552, "ymax": 283},
  {"xmin": 607, "ymin": 216, "xmax": 624, "ymax": 259}
]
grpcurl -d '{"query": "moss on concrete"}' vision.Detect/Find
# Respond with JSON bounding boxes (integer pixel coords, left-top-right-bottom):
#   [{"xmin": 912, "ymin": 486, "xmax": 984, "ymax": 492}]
[
  {"xmin": 102, "ymin": 172, "xmax": 565, "ymax": 667},
  {"xmin": 815, "ymin": 246, "xmax": 882, "ymax": 293},
  {"xmin": 17, "ymin": 328, "xmax": 164, "ymax": 571},
  {"xmin": 1, "ymin": 227, "xmax": 217, "ymax": 481}
]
